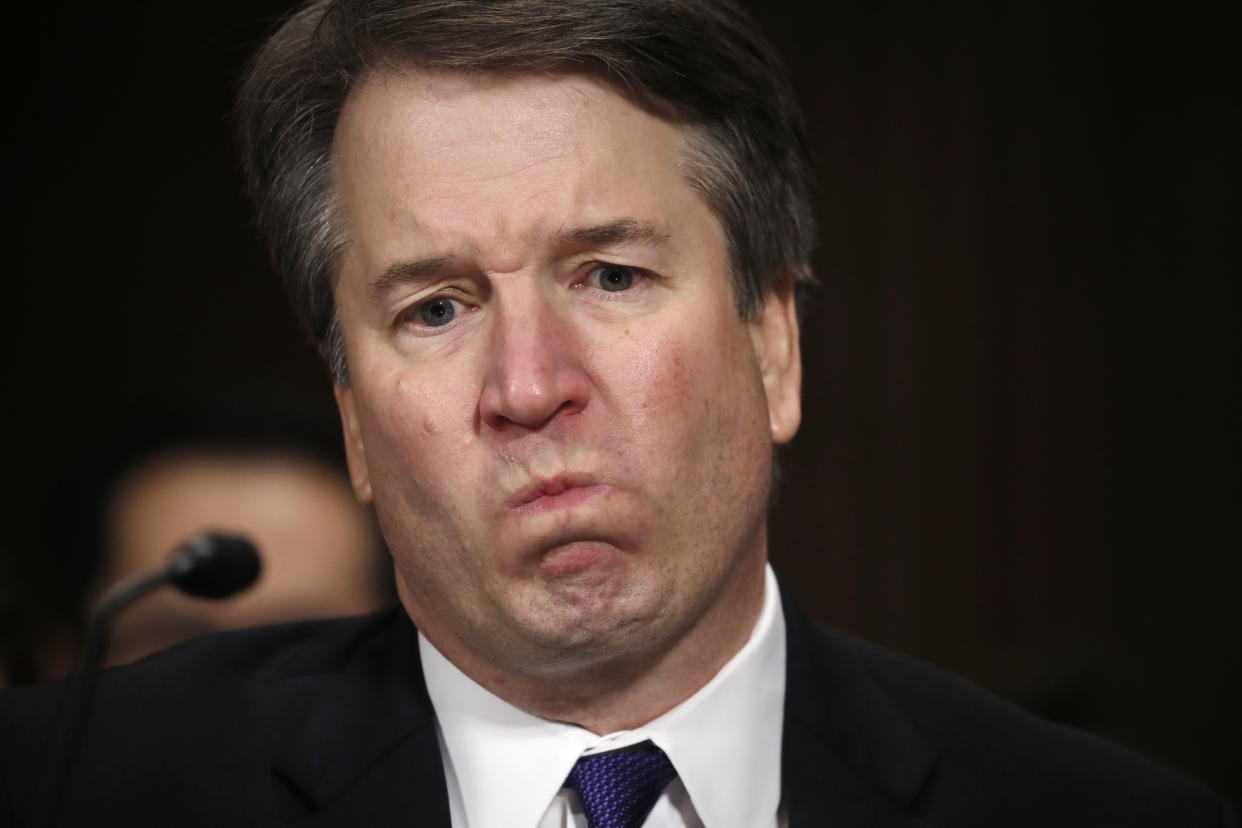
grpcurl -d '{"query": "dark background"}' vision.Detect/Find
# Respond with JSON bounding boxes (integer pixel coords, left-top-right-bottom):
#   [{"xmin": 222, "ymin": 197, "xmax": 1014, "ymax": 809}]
[{"xmin": 3, "ymin": 0, "xmax": 1238, "ymax": 793}]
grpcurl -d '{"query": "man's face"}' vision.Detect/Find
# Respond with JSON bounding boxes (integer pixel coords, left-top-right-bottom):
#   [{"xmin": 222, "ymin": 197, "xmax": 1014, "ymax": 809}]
[{"xmin": 332, "ymin": 70, "xmax": 800, "ymax": 681}]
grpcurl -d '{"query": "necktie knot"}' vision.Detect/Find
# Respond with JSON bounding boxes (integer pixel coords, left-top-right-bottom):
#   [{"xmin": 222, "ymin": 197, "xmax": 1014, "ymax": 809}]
[{"xmin": 565, "ymin": 740, "xmax": 677, "ymax": 828}]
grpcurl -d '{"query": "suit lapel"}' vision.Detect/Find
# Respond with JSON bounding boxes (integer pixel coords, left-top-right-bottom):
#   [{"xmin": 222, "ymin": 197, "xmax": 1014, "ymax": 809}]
[
  {"xmin": 781, "ymin": 586, "xmax": 937, "ymax": 828},
  {"xmin": 259, "ymin": 609, "xmax": 451, "ymax": 826},
  {"xmin": 251, "ymin": 590, "xmax": 939, "ymax": 827}
]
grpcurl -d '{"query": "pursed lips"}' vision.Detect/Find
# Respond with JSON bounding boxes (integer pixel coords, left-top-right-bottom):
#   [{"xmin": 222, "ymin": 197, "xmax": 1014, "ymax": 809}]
[{"xmin": 506, "ymin": 475, "xmax": 610, "ymax": 515}]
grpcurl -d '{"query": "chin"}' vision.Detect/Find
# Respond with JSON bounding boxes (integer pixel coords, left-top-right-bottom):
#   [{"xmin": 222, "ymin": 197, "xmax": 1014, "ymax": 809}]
[{"xmin": 501, "ymin": 585, "xmax": 667, "ymax": 666}]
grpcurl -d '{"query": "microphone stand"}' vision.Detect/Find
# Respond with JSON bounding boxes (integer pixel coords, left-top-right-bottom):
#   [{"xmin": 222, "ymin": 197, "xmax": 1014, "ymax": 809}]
[
  {"xmin": 75, "ymin": 568, "xmax": 179, "ymax": 676},
  {"xmin": 26, "ymin": 533, "xmax": 259, "ymax": 827}
]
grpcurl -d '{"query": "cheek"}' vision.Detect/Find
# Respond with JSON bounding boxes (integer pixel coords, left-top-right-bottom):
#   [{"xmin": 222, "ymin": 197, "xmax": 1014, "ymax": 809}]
[
  {"xmin": 607, "ymin": 329, "xmax": 691, "ymax": 432},
  {"xmin": 393, "ymin": 375, "xmax": 462, "ymax": 438},
  {"xmin": 358, "ymin": 374, "xmax": 484, "ymax": 580},
  {"xmin": 617, "ymin": 319, "xmax": 763, "ymax": 464},
  {"xmin": 361, "ymin": 372, "xmax": 478, "ymax": 496}
]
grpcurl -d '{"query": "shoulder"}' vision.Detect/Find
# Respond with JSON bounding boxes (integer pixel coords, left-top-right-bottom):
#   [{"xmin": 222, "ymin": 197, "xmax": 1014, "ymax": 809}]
[
  {"xmin": 794, "ymin": 620, "xmax": 1237, "ymax": 826},
  {"xmin": 0, "ymin": 607, "xmax": 424, "ymax": 824},
  {"xmin": 144, "ymin": 603, "xmax": 415, "ymax": 680},
  {"xmin": 1, "ymin": 605, "xmax": 410, "ymax": 717}
]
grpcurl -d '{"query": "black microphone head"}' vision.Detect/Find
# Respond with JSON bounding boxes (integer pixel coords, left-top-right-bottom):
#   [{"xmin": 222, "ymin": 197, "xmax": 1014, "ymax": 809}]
[{"xmin": 168, "ymin": 532, "xmax": 261, "ymax": 599}]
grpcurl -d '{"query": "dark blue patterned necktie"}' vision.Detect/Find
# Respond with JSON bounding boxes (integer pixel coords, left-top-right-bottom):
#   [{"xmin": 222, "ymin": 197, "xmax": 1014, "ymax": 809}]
[{"xmin": 565, "ymin": 740, "xmax": 678, "ymax": 828}]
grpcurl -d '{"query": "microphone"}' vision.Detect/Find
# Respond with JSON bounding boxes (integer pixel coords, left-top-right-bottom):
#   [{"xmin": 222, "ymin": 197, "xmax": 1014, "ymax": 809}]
[
  {"xmin": 168, "ymin": 531, "xmax": 263, "ymax": 598},
  {"xmin": 75, "ymin": 531, "xmax": 262, "ymax": 673},
  {"xmin": 31, "ymin": 532, "xmax": 261, "ymax": 827}
]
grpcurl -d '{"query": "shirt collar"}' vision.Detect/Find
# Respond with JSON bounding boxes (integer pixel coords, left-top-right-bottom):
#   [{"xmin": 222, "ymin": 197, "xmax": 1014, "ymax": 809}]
[{"xmin": 420, "ymin": 564, "xmax": 786, "ymax": 828}]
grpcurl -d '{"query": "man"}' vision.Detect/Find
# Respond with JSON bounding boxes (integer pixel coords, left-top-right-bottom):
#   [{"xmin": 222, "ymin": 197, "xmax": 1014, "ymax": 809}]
[{"xmin": 0, "ymin": 1, "xmax": 1233, "ymax": 826}]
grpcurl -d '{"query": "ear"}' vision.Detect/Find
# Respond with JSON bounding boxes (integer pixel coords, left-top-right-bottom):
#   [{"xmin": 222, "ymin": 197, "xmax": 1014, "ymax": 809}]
[
  {"xmin": 748, "ymin": 283, "xmax": 802, "ymax": 444},
  {"xmin": 334, "ymin": 385, "xmax": 375, "ymax": 503}
]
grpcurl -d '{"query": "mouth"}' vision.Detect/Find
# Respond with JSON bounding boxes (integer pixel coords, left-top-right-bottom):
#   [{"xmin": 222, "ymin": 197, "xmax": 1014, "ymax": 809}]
[{"xmin": 506, "ymin": 474, "xmax": 610, "ymax": 515}]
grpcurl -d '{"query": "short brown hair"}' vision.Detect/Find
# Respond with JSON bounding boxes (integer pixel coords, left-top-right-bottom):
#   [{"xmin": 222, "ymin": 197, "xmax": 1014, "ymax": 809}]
[{"xmin": 237, "ymin": 0, "xmax": 815, "ymax": 384}]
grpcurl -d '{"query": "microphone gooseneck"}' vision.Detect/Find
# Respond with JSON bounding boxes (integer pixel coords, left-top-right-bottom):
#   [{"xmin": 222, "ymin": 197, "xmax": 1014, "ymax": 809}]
[
  {"xmin": 75, "ymin": 531, "xmax": 261, "ymax": 674},
  {"xmin": 30, "ymin": 531, "xmax": 261, "ymax": 828}
]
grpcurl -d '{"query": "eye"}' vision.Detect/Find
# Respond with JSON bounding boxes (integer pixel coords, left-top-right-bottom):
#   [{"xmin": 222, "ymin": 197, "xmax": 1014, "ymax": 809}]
[
  {"xmin": 590, "ymin": 264, "xmax": 639, "ymax": 292},
  {"xmin": 405, "ymin": 295, "xmax": 463, "ymax": 329}
]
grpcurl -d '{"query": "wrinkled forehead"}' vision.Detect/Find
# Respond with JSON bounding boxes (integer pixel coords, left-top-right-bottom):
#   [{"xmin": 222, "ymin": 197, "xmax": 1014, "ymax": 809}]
[
  {"xmin": 329, "ymin": 63, "xmax": 700, "ymax": 199},
  {"xmin": 328, "ymin": 67, "xmax": 720, "ymax": 275},
  {"xmin": 347, "ymin": 57, "xmax": 691, "ymax": 125}
]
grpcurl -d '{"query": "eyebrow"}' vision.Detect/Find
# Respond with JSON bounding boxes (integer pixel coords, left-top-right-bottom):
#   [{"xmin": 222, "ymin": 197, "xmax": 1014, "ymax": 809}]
[
  {"xmin": 368, "ymin": 255, "xmax": 452, "ymax": 294},
  {"xmin": 558, "ymin": 218, "xmax": 671, "ymax": 248},
  {"xmin": 367, "ymin": 219, "xmax": 670, "ymax": 295}
]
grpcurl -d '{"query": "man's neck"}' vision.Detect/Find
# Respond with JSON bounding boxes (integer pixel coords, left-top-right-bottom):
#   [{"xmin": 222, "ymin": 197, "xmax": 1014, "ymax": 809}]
[{"xmin": 408, "ymin": 558, "xmax": 767, "ymax": 734}]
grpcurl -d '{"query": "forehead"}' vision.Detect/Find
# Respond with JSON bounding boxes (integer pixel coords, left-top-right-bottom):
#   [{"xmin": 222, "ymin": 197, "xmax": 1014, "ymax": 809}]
[
  {"xmin": 334, "ymin": 67, "xmax": 686, "ymax": 174},
  {"xmin": 330, "ymin": 68, "xmax": 710, "ymax": 270}
]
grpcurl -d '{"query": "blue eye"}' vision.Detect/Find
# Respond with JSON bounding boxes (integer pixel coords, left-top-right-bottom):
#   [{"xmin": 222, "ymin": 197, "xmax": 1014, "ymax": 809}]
[
  {"xmin": 594, "ymin": 265, "xmax": 637, "ymax": 292},
  {"xmin": 416, "ymin": 296, "xmax": 458, "ymax": 327}
]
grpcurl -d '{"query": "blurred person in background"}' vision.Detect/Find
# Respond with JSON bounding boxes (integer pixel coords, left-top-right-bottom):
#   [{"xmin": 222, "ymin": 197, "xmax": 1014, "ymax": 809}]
[{"xmin": 19, "ymin": 408, "xmax": 391, "ymax": 682}]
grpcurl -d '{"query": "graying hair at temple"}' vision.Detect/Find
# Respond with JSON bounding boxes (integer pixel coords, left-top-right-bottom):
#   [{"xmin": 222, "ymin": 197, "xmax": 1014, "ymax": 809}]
[{"xmin": 236, "ymin": 0, "xmax": 817, "ymax": 385}]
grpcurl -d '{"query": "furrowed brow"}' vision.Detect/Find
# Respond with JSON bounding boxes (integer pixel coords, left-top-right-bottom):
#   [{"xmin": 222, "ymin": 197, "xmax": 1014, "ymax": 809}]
[
  {"xmin": 368, "ymin": 255, "xmax": 453, "ymax": 296},
  {"xmin": 561, "ymin": 219, "xmax": 671, "ymax": 248}
]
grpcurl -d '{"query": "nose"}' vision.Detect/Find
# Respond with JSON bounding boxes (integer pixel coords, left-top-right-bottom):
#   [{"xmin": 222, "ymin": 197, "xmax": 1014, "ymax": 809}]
[{"xmin": 478, "ymin": 287, "xmax": 591, "ymax": 432}]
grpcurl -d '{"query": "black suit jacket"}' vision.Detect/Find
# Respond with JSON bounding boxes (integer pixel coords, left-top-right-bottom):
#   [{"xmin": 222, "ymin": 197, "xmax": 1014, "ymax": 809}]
[{"xmin": 1, "ymin": 594, "xmax": 1234, "ymax": 826}]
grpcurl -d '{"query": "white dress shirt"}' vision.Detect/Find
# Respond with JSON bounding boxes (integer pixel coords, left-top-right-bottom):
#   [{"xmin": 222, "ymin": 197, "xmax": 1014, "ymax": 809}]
[{"xmin": 419, "ymin": 564, "xmax": 787, "ymax": 828}]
